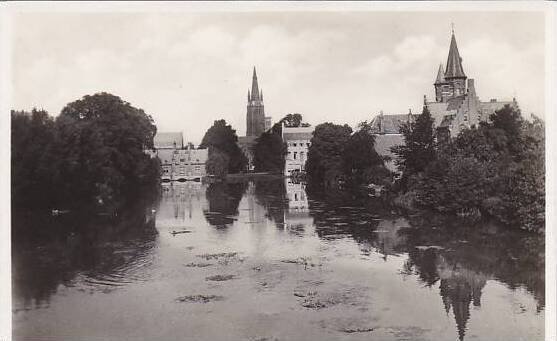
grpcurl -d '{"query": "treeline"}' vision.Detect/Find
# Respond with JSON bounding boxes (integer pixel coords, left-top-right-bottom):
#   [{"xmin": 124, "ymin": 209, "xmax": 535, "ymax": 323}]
[
  {"xmin": 306, "ymin": 121, "xmax": 389, "ymax": 188},
  {"xmin": 12, "ymin": 93, "xmax": 160, "ymax": 211},
  {"xmin": 393, "ymin": 105, "xmax": 544, "ymax": 232}
]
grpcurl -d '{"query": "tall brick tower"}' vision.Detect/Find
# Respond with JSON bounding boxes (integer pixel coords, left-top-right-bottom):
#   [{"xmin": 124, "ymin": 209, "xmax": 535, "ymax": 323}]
[{"xmin": 246, "ymin": 67, "xmax": 265, "ymax": 136}]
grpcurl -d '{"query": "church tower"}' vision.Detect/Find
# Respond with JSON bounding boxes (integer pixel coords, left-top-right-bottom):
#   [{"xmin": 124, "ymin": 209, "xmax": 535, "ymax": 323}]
[
  {"xmin": 434, "ymin": 29, "xmax": 467, "ymax": 102},
  {"xmin": 246, "ymin": 67, "xmax": 265, "ymax": 136}
]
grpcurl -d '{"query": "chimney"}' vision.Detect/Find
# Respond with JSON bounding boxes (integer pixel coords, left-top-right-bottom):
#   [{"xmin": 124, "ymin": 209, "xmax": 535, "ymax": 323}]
[{"xmin": 467, "ymin": 79, "xmax": 476, "ymax": 97}]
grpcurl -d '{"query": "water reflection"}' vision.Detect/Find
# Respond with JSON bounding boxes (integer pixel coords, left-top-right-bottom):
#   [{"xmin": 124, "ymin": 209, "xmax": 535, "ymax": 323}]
[
  {"xmin": 12, "ymin": 179, "xmax": 544, "ymax": 341},
  {"xmin": 304, "ymin": 188, "xmax": 544, "ymax": 340},
  {"xmin": 203, "ymin": 181, "xmax": 247, "ymax": 228},
  {"xmin": 12, "ymin": 197, "xmax": 159, "ymax": 311}
]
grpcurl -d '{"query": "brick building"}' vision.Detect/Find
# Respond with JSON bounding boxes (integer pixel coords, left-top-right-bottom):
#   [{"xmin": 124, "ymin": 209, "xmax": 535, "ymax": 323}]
[
  {"xmin": 370, "ymin": 29, "xmax": 518, "ymax": 172},
  {"xmin": 153, "ymin": 132, "xmax": 207, "ymax": 181}
]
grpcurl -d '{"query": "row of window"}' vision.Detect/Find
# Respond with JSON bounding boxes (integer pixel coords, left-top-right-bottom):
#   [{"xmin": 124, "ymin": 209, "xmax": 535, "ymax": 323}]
[
  {"xmin": 287, "ymin": 142, "xmax": 311, "ymax": 147},
  {"xmin": 287, "ymin": 151, "xmax": 306, "ymax": 160}
]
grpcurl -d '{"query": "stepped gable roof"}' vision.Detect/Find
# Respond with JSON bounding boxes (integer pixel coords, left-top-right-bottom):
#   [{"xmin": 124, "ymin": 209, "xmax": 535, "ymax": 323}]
[
  {"xmin": 370, "ymin": 113, "xmax": 413, "ymax": 134},
  {"xmin": 154, "ymin": 132, "xmax": 184, "ymax": 149},
  {"xmin": 426, "ymin": 102, "xmax": 457, "ymax": 127},
  {"xmin": 282, "ymin": 126, "xmax": 313, "ymax": 141}
]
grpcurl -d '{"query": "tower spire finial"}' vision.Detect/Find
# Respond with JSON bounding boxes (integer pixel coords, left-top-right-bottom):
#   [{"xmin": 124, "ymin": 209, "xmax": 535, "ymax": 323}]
[
  {"xmin": 451, "ymin": 22, "xmax": 455, "ymax": 35},
  {"xmin": 251, "ymin": 66, "xmax": 260, "ymax": 101}
]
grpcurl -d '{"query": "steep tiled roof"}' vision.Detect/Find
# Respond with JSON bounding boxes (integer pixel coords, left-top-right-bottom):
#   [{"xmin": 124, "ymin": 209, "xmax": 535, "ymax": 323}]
[
  {"xmin": 373, "ymin": 134, "xmax": 404, "ymax": 158},
  {"xmin": 282, "ymin": 126, "xmax": 313, "ymax": 141},
  {"xmin": 435, "ymin": 63, "xmax": 445, "ymax": 84},
  {"xmin": 370, "ymin": 114, "xmax": 413, "ymax": 134},
  {"xmin": 154, "ymin": 132, "xmax": 183, "ymax": 149},
  {"xmin": 426, "ymin": 102, "xmax": 456, "ymax": 127},
  {"xmin": 445, "ymin": 33, "xmax": 466, "ymax": 79}
]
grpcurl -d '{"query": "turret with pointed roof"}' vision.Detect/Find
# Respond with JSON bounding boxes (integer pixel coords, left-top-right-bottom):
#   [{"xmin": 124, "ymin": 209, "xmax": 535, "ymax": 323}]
[
  {"xmin": 433, "ymin": 29, "xmax": 468, "ymax": 102},
  {"xmin": 435, "ymin": 63, "xmax": 445, "ymax": 84},
  {"xmin": 445, "ymin": 32, "xmax": 466, "ymax": 79}
]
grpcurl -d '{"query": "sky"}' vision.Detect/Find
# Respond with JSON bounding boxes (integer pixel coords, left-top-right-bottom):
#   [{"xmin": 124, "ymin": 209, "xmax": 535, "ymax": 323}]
[{"xmin": 9, "ymin": 8, "xmax": 546, "ymax": 144}]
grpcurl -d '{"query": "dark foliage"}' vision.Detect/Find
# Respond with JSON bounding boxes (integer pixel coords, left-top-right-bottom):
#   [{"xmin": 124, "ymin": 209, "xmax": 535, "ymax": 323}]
[
  {"xmin": 12, "ymin": 93, "xmax": 160, "ymax": 211},
  {"xmin": 253, "ymin": 131, "xmax": 286, "ymax": 172},
  {"xmin": 200, "ymin": 119, "xmax": 247, "ymax": 174},
  {"xmin": 392, "ymin": 105, "xmax": 436, "ymax": 181},
  {"xmin": 306, "ymin": 122, "xmax": 353, "ymax": 186},
  {"xmin": 342, "ymin": 121, "xmax": 385, "ymax": 186},
  {"xmin": 399, "ymin": 105, "xmax": 544, "ymax": 231}
]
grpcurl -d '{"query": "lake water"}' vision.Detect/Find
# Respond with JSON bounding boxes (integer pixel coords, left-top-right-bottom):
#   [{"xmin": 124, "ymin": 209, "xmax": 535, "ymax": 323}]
[{"xmin": 12, "ymin": 179, "xmax": 545, "ymax": 341}]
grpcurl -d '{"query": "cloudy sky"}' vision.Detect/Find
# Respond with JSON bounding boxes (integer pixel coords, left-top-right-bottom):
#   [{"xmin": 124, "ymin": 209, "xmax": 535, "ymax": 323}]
[{"xmin": 9, "ymin": 7, "xmax": 546, "ymax": 144}]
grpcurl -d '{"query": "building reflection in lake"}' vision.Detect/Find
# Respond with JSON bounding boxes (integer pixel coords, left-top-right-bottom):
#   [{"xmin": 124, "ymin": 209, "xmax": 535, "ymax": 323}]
[{"xmin": 283, "ymin": 179, "xmax": 314, "ymax": 234}]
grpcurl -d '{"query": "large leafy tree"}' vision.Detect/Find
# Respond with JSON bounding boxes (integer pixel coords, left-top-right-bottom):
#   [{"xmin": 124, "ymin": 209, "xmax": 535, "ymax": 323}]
[
  {"xmin": 253, "ymin": 131, "xmax": 286, "ymax": 172},
  {"xmin": 205, "ymin": 148, "xmax": 230, "ymax": 178},
  {"xmin": 200, "ymin": 119, "xmax": 247, "ymax": 173},
  {"xmin": 392, "ymin": 106, "xmax": 436, "ymax": 178},
  {"xmin": 306, "ymin": 122, "xmax": 352, "ymax": 185},
  {"xmin": 56, "ymin": 92, "xmax": 159, "ymax": 207},
  {"xmin": 405, "ymin": 104, "xmax": 544, "ymax": 231},
  {"xmin": 342, "ymin": 121, "xmax": 384, "ymax": 184},
  {"xmin": 11, "ymin": 109, "xmax": 59, "ymax": 208},
  {"xmin": 253, "ymin": 113, "xmax": 309, "ymax": 172}
]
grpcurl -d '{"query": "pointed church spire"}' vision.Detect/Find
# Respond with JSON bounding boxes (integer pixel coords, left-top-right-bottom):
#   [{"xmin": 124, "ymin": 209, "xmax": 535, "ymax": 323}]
[
  {"xmin": 445, "ymin": 30, "xmax": 466, "ymax": 79},
  {"xmin": 260, "ymin": 89, "xmax": 263, "ymax": 101},
  {"xmin": 435, "ymin": 63, "xmax": 445, "ymax": 84},
  {"xmin": 251, "ymin": 66, "xmax": 260, "ymax": 101}
]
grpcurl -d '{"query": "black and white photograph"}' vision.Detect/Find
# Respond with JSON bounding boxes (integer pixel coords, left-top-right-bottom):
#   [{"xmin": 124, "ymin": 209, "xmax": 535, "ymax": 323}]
[{"xmin": 1, "ymin": 2, "xmax": 555, "ymax": 341}]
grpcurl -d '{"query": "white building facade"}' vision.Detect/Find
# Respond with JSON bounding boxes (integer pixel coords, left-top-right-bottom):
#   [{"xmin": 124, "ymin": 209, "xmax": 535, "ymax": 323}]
[{"xmin": 282, "ymin": 125, "xmax": 313, "ymax": 176}]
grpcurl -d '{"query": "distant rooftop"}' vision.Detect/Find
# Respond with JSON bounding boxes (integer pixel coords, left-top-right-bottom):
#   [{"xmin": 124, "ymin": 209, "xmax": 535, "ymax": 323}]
[
  {"xmin": 154, "ymin": 132, "xmax": 184, "ymax": 149},
  {"xmin": 282, "ymin": 126, "xmax": 313, "ymax": 141}
]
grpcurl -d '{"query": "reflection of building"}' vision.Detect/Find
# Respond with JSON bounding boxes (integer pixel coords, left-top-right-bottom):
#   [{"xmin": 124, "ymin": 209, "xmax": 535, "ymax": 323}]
[
  {"xmin": 153, "ymin": 132, "xmax": 207, "ymax": 181},
  {"xmin": 282, "ymin": 126, "xmax": 313, "ymax": 176},
  {"xmin": 160, "ymin": 182, "xmax": 205, "ymax": 221},
  {"xmin": 284, "ymin": 179, "xmax": 313, "ymax": 229},
  {"xmin": 437, "ymin": 256, "xmax": 488, "ymax": 341},
  {"xmin": 238, "ymin": 67, "xmax": 272, "ymax": 170}
]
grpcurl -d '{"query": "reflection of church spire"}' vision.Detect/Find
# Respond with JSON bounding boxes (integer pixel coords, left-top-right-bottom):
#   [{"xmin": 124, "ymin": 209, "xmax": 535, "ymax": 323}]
[{"xmin": 437, "ymin": 257, "xmax": 488, "ymax": 341}]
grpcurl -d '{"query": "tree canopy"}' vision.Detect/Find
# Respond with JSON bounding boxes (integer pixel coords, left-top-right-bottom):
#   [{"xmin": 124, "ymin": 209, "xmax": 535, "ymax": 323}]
[
  {"xmin": 12, "ymin": 93, "xmax": 160, "ymax": 210},
  {"xmin": 306, "ymin": 122, "xmax": 353, "ymax": 185},
  {"xmin": 200, "ymin": 119, "xmax": 247, "ymax": 174},
  {"xmin": 392, "ymin": 105, "xmax": 436, "ymax": 180}
]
